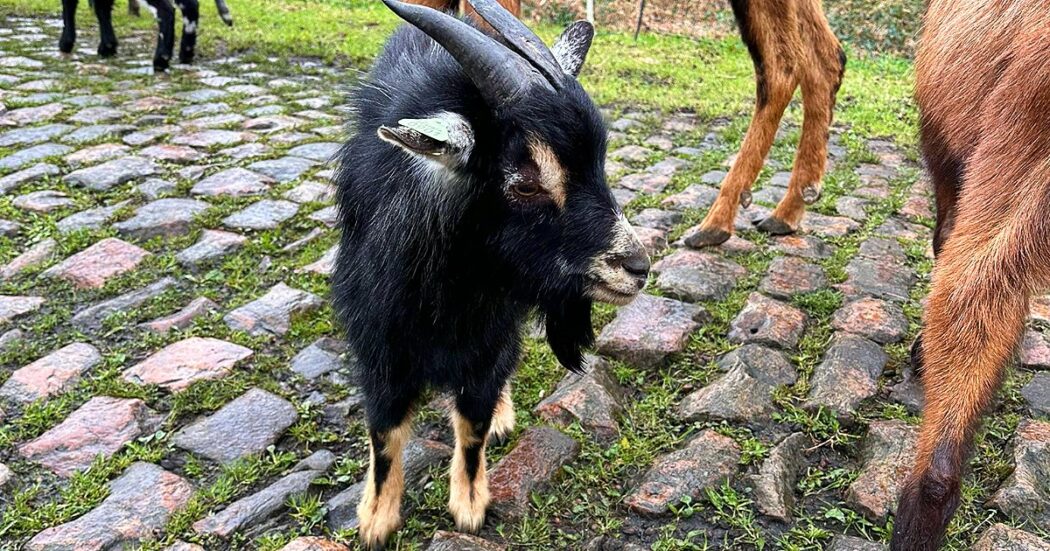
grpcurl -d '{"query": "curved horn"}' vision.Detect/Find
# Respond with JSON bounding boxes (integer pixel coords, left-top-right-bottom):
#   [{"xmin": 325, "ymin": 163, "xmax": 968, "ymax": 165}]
[
  {"xmin": 381, "ymin": 0, "xmax": 551, "ymax": 107},
  {"xmin": 466, "ymin": 0, "xmax": 565, "ymax": 88}
]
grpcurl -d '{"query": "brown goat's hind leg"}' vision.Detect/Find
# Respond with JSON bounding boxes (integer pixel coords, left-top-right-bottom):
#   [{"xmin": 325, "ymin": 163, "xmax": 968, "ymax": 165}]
[
  {"xmin": 891, "ymin": 253, "xmax": 1027, "ymax": 550},
  {"xmin": 760, "ymin": 0, "xmax": 844, "ymax": 234},
  {"xmin": 893, "ymin": 143, "xmax": 1050, "ymax": 551},
  {"xmin": 691, "ymin": 0, "xmax": 799, "ymax": 247}
]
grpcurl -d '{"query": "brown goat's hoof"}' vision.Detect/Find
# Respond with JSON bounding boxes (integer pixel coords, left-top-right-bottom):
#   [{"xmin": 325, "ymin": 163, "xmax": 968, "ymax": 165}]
[
  {"xmin": 684, "ymin": 226, "xmax": 731, "ymax": 248},
  {"xmin": 755, "ymin": 216, "xmax": 796, "ymax": 235},
  {"xmin": 801, "ymin": 184, "xmax": 822, "ymax": 204}
]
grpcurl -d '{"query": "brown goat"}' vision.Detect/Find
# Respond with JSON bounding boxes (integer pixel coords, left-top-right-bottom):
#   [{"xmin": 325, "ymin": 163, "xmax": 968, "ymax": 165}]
[
  {"xmin": 689, "ymin": 0, "xmax": 845, "ymax": 246},
  {"xmin": 410, "ymin": 0, "xmax": 521, "ymax": 17},
  {"xmin": 892, "ymin": 1, "xmax": 1050, "ymax": 549}
]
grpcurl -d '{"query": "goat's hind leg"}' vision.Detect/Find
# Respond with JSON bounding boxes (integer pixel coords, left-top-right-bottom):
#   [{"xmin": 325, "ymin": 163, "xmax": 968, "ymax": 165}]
[
  {"xmin": 908, "ymin": 119, "xmax": 965, "ymax": 379},
  {"xmin": 758, "ymin": 0, "xmax": 844, "ymax": 234},
  {"xmin": 92, "ymin": 0, "xmax": 119, "ymax": 57},
  {"xmin": 143, "ymin": 0, "xmax": 176, "ymax": 70},
  {"xmin": 690, "ymin": 0, "xmax": 800, "ymax": 247},
  {"xmin": 176, "ymin": 0, "xmax": 199, "ymax": 64},
  {"xmin": 487, "ymin": 382, "xmax": 515, "ymax": 443},
  {"xmin": 358, "ymin": 392, "xmax": 417, "ymax": 549}
]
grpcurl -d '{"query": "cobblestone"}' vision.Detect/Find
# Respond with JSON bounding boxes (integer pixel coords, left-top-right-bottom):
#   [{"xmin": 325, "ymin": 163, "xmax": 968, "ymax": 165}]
[
  {"xmin": 173, "ymin": 388, "xmax": 297, "ymax": 463},
  {"xmin": 19, "ymin": 397, "xmax": 162, "ymax": 476}
]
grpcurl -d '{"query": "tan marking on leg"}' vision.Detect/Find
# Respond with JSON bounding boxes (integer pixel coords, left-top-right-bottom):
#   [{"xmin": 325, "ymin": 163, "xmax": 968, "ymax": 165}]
[
  {"xmin": 448, "ymin": 410, "xmax": 489, "ymax": 532},
  {"xmin": 357, "ymin": 420, "xmax": 412, "ymax": 549},
  {"xmin": 488, "ymin": 384, "xmax": 515, "ymax": 441}
]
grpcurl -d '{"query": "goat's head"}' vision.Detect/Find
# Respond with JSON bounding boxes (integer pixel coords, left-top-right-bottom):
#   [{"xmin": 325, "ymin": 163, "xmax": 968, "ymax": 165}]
[{"xmin": 379, "ymin": 0, "xmax": 650, "ymax": 312}]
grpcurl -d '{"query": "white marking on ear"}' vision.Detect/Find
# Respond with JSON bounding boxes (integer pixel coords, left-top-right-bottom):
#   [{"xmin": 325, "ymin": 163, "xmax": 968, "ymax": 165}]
[
  {"xmin": 551, "ymin": 21, "xmax": 595, "ymax": 77},
  {"xmin": 377, "ymin": 111, "xmax": 474, "ymax": 170}
]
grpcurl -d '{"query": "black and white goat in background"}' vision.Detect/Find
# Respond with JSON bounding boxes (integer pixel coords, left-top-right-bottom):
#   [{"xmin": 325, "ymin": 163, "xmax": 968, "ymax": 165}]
[
  {"xmin": 59, "ymin": 0, "xmax": 233, "ymax": 71},
  {"xmin": 333, "ymin": 0, "xmax": 650, "ymax": 546}
]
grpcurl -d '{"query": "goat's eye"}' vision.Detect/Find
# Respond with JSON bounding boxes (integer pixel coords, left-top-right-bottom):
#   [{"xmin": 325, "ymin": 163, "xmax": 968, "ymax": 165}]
[{"xmin": 511, "ymin": 182, "xmax": 542, "ymax": 198}]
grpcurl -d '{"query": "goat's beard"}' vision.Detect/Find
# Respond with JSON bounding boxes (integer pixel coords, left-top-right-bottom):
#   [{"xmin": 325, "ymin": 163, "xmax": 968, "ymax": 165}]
[{"xmin": 542, "ymin": 295, "xmax": 594, "ymax": 374}]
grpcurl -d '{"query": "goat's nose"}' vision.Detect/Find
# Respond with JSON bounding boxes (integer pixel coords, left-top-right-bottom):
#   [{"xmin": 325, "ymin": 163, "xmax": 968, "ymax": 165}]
[{"xmin": 620, "ymin": 249, "xmax": 651, "ymax": 278}]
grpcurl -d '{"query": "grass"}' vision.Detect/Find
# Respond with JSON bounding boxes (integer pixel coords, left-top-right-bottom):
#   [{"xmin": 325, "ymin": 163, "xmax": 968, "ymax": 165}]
[{"xmin": 0, "ymin": 0, "xmax": 918, "ymax": 146}]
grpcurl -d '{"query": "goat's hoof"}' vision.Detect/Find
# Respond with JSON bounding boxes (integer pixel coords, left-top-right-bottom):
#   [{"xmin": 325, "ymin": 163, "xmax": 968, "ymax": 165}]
[
  {"xmin": 97, "ymin": 42, "xmax": 117, "ymax": 57},
  {"xmin": 450, "ymin": 496, "xmax": 488, "ymax": 534},
  {"xmin": 178, "ymin": 52, "xmax": 195, "ymax": 65},
  {"xmin": 755, "ymin": 216, "xmax": 796, "ymax": 235},
  {"xmin": 357, "ymin": 510, "xmax": 400, "ymax": 550},
  {"xmin": 58, "ymin": 34, "xmax": 75, "ymax": 54},
  {"xmin": 153, "ymin": 56, "xmax": 170, "ymax": 72},
  {"xmin": 684, "ymin": 226, "xmax": 730, "ymax": 248},
  {"xmin": 801, "ymin": 184, "xmax": 822, "ymax": 204}
]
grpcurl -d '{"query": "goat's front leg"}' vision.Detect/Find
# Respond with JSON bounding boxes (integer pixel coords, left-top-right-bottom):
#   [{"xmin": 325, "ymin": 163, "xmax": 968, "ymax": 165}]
[
  {"xmin": 175, "ymin": 0, "xmax": 199, "ymax": 64},
  {"xmin": 59, "ymin": 0, "xmax": 78, "ymax": 53},
  {"xmin": 92, "ymin": 0, "xmax": 118, "ymax": 57},
  {"xmin": 357, "ymin": 394, "xmax": 416, "ymax": 549},
  {"xmin": 448, "ymin": 380, "xmax": 507, "ymax": 532},
  {"xmin": 143, "ymin": 0, "xmax": 176, "ymax": 70},
  {"xmin": 892, "ymin": 73, "xmax": 1050, "ymax": 547},
  {"xmin": 487, "ymin": 382, "xmax": 515, "ymax": 443}
]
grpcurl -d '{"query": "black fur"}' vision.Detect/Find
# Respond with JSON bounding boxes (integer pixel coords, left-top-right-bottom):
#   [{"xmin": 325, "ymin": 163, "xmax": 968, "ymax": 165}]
[
  {"xmin": 728, "ymin": 0, "xmax": 767, "ymax": 107},
  {"xmin": 59, "ymin": 0, "xmax": 202, "ymax": 70},
  {"xmin": 332, "ymin": 23, "xmax": 619, "ymax": 432}
]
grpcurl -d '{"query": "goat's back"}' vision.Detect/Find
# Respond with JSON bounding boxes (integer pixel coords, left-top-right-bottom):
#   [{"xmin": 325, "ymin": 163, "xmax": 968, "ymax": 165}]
[{"xmin": 916, "ymin": 0, "xmax": 1050, "ymax": 162}]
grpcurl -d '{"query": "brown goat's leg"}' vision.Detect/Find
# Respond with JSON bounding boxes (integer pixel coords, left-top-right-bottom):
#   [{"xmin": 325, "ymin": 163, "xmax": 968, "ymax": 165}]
[
  {"xmin": 893, "ymin": 49, "xmax": 1050, "ymax": 543},
  {"xmin": 891, "ymin": 251, "xmax": 1027, "ymax": 550},
  {"xmin": 759, "ymin": 0, "xmax": 844, "ymax": 234},
  {"xmin": 692, "ymin": 0, "xmax": 800, "ymax": 246},
  {"xmin": 920, "ymin": 118, "xmax": 964, "ymax": 259}
]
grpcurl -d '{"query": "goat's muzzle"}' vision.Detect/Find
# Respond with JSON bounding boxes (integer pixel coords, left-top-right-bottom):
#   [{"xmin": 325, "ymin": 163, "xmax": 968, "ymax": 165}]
[{"xmin": 586, "ymin": 217, "xmax": 649, "ymax": 306}]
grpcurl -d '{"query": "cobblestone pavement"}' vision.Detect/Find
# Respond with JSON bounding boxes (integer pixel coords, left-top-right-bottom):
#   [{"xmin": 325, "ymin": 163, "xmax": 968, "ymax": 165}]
[{"xmin": 1, "ymin": 15, "xmax": 1050, "ymax": 551}]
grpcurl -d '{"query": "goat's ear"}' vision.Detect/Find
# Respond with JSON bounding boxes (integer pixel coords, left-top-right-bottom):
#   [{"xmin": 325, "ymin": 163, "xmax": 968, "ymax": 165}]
[
  {"xmin": 551, "ymin": 21, "xmax": 594, "ymax": 77},
  {"xmin": 377, "ymin": 115, "xmax": 474, "ymax": 163}
]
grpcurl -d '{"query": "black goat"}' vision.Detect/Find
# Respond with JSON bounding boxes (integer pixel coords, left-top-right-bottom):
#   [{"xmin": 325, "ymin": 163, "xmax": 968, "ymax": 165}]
[
  {"xmin": 59, "ymin": 0, "xmax": 233, "ymax": 71},
  {"xmin": 332, "ymin": 0, "xmax": 649, "ymax": 546}
]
